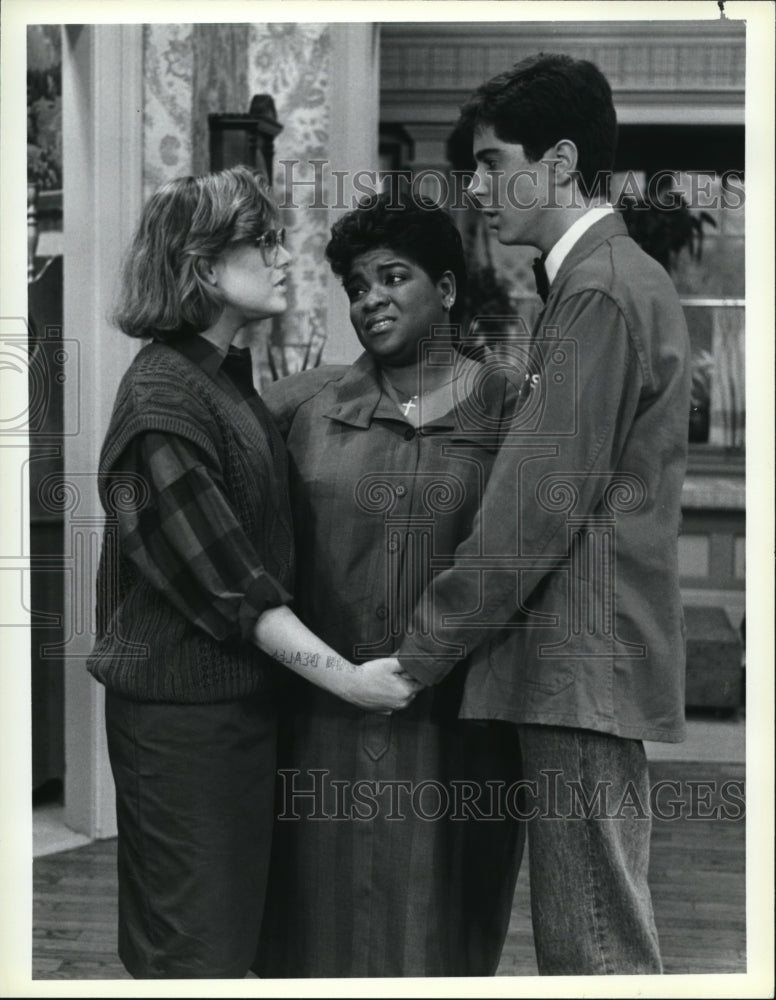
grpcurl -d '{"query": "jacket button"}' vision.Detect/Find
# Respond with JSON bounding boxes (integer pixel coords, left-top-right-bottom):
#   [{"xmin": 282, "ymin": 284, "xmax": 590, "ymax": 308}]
[
  {"xmin": 404, "ymin": 427, "xmax": 416, "ymax": 441},
  {"xmin": 396, "ymin": 484, "xmax": 406, "ymax": 497},
  {"xmin": 376, "ymin": 606, "xmax": 387, "ymax": 619}
]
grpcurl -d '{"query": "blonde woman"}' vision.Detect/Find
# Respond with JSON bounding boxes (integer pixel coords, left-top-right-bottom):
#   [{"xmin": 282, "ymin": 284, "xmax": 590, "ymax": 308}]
[{"xmin": 87, "ymin": 167, "xmax": 415, "ymax": 979}]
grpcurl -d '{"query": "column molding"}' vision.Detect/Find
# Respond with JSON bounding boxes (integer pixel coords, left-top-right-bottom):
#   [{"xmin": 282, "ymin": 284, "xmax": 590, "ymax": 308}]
[{"xmin": 62, "ymin": 24, "xmax": 144, "ymax": 838}]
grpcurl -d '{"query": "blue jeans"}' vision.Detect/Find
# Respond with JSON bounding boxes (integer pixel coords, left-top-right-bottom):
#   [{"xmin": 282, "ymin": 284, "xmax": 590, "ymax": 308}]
[{"xmin": 517, "ymin": 724, "xmax": 663, "ymax": 975}]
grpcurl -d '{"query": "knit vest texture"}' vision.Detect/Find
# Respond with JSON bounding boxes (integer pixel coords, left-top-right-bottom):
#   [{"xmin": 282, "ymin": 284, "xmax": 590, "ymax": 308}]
[{"xmin": 86, "ymin": 341, "xmax": 294, "ymax": 703}]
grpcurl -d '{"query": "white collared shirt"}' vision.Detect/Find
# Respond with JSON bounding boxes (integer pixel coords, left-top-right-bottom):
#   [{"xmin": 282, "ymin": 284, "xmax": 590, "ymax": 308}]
[{"xmin": 544, "ymin": 205, "xmax": 615, "ymax": 286}]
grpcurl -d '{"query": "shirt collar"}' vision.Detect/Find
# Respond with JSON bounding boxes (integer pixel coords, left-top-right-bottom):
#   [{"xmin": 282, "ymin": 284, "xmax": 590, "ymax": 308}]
[
  {"xmin": 544, "ymin": 205, "xmax": 615, "ymax": 286},
  {"xmin": 161, "ymin": 334, "xmax": 251, "ymax": 380},
  {"xmin": 323, "ymin": 353, "xmax": 385, "ymax": 428},
  {"xmin": 323, "ymin": 349, "xmax": 507, "ymax": 434},
  {"xmin": 329, "ymin": 352, "xmax": 463, "ymax": 428},
  {"xmin": 325, "ymin": 352, "xmax": 465, "ymax": 430}
]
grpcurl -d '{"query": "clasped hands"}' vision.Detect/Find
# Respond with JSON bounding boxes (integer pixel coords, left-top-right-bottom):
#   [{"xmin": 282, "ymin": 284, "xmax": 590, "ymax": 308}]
[{"xmin": 329, "ymin": 656, "xmax": 424, "ymax": 714}]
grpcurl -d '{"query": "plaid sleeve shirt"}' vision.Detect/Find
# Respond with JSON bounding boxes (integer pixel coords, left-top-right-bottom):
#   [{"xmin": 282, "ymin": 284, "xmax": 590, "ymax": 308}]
[{"xmin": 111, "ymin": 340, "xmax": 291, "ymax": 643}]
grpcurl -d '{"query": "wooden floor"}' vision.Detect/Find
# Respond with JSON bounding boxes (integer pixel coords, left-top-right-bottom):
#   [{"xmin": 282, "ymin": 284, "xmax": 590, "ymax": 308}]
[{"xmin": 32, "ymin": 760, "xmax": 745, "ymax": 980}]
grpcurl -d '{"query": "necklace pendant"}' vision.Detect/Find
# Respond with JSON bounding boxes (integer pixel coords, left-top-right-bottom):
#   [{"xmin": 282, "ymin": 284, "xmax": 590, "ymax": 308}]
[{"xmin": 401, "ymin": 396, "xmax": 418, "ymax": 417}]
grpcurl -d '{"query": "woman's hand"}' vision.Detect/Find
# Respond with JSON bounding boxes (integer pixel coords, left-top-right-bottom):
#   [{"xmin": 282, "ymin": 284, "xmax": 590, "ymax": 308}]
[
  {"xmin": 332, "ymin": 657, "xmax": 423, "ymax": 713},
  {"xmin": 253, "ymin": 607, "xmax": 423, "ymax": 712}
]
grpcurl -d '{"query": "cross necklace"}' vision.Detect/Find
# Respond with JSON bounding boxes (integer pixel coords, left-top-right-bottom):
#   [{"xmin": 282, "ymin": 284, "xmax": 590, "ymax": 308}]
[{"xmin": 399, "ymin": 395, "xmax": 419, "ymax": 417}]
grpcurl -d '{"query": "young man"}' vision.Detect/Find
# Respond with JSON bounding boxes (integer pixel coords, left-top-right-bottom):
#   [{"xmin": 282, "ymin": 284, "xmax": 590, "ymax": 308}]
[{"xmin": 397, "ymin": 54, "xmax": 691, "ymax": 975}]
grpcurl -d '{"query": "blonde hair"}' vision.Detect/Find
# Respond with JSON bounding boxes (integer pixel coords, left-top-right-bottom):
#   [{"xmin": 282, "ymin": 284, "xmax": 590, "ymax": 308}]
[{"xmin": 114, "ymin": 166, "xmax": 278, "ymax": 340}]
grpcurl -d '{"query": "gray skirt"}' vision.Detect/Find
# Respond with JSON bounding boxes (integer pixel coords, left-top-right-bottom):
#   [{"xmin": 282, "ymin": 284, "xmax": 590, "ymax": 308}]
[{"xmin": 105, "ymin": 689, "xmax": 276, "ymax": 978}]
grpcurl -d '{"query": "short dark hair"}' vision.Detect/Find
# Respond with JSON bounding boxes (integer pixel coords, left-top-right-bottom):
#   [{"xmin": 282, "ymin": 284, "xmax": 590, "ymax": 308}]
[
  {"xmin": 325, "ymin": 191, "xmax": 467, "ymax": 322},
  {"xmin": 456, "ymin": 53, "xmax": 618, "ymax": 193},
  {"xmin": 114, "ymin": 165, "xmax": 278, "ymax": 340}
]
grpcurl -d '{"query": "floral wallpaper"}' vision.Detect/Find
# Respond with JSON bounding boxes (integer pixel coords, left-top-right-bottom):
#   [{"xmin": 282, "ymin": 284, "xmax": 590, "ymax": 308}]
[
  {"xmin": 143, "ymin": 24, "xmax": 195, "ymax": 200},
  {"xmin": 248, "ymin": 23, "xmax": 332, "ymax": 381},
  {"xmin": 142, "ymin": 22, "xmax": 333, "ymax": 382}
]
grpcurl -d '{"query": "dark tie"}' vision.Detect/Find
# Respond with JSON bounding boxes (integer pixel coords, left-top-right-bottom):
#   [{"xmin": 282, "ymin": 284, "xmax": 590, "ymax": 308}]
[{"xmin": 532, "ymin": 254, "xmax": 549, "ymax": 303}]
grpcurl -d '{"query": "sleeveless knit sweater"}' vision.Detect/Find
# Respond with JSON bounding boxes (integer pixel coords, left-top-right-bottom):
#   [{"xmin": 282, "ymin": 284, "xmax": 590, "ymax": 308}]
[{"xmin": 86, "ymin": 341, "xmax": 294, "ymax": 703}]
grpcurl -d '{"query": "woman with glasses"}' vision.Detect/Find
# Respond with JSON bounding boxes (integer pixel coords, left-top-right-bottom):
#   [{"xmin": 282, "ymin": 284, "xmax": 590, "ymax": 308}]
[
  {"xmin": 87, "ymin": 166, "xmax": 416, "ymax": 979},
  {"xmin": 256, "ymin": 191, "xmax": 524, "ymax": 978}
]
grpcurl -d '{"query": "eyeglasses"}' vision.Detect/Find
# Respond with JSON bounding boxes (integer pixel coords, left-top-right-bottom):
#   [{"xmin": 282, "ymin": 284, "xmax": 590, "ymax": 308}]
[{"xmin": 254, "ymin": 228, "xmax": 286, "ymax": 266}]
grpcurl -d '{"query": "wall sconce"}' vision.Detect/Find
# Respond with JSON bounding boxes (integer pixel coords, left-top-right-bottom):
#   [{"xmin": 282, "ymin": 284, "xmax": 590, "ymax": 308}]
[{"xmin": 208, "ymin": 94, "xmax": 283, "ymax": 180}]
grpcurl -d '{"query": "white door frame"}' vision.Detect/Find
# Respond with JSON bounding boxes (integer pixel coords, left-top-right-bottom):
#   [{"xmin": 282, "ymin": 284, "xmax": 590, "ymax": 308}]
[{"xmin": 62, "ymin": 23, "xmax": 144, "ymax": 838}]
